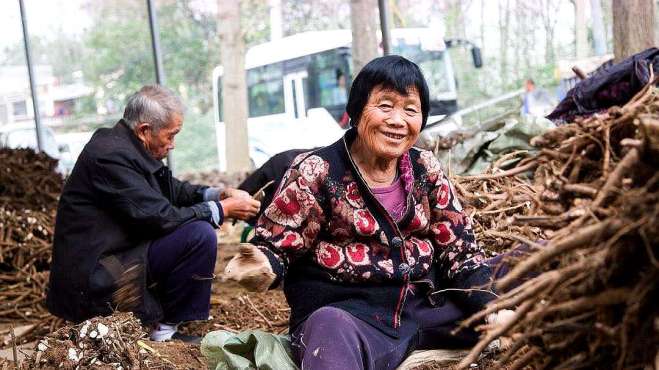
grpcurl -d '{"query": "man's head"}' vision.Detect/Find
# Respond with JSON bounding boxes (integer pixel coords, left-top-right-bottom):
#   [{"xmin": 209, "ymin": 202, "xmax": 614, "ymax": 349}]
[
  {"xmin": 525, "ymin": 79, "xmax": 535, "ymax": 92},
  {"xmin": 123, "ymin": 85, "xmax": 185, "ymax": 160}
]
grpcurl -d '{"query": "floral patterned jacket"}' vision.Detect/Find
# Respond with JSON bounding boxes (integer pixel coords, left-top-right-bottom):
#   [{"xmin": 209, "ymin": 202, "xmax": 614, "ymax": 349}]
[{"xmin": 252, "ymin": 129, "xmax": 493, "ymax": 337}]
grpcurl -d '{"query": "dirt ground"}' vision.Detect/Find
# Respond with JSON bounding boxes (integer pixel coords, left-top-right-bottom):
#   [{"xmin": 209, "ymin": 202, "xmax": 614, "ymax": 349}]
[{"xmin": 179, "ymin": 238, "xmax": 290, "ymax": 337}]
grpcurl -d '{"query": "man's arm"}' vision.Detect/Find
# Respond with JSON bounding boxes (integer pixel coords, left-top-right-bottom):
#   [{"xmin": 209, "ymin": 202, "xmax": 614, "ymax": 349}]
[{"xmin": 91, "ymin": 154, "xmax": 222, "ymax": 236}]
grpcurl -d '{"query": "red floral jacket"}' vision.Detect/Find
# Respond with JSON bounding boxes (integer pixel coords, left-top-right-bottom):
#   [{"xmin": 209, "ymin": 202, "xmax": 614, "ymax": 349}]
[{"xmin": 252, "ymin": 129, "xmax": 492, "ymax": 336}]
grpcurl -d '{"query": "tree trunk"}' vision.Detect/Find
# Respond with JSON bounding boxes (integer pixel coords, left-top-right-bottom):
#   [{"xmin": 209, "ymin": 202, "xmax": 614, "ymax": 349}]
[
  {"xmin": 575, "ymin": 0, "xmax": 588, "ymax": 58},
  {"xmin": 612, "ymin": 0, "xmax": 655, "ymax": 62},
  {"xmin": 590, "ymin": 0, "xmax": 607, "ymax": 55},
  {"xmin": 218, "ymin": 0, "xmax": 251, "ymax": 172},
  {"xmin": 350, "ymin": 0, "xmax": 379, "ymax": 74}
]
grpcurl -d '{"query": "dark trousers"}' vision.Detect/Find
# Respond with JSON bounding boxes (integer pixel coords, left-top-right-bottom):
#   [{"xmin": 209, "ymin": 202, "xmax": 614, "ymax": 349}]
[
  {"xmin": 291, "ymin": 252, "xmax": 526, "ymax": 370},
  {"xmin": 147, "ymin": 221, "xmax": 217, "ymax": 324}
]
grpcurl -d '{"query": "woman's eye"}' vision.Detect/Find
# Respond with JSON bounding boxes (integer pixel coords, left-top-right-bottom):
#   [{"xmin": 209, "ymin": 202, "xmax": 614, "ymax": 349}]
[
  {"xmin": 379, "ymin": 104, "xmax": 392, "ymax": 110},
  {"xmin": 405, "ymin": 108, "xmax": 419, "ymax": 114}
]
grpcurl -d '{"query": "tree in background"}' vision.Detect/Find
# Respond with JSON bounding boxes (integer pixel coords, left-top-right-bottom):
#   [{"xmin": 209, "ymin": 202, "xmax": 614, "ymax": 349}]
[
  {"xmin": 282, "ymin": 0, "xmax": 350, "ymax": 35},
  {"xmin": 612, "ymin": 0, "xmax": 655, "ymax": 62},
  {"xmin": 82, "ymin": 0, "xmax": 220, "ymax": 114},
  {"xmin": 350, "ymin": 0, "xmax": 379, "ymax": 74},
  {"xmin": 218, "ymin": 0, "xmax": 250, "ymax": 173}
]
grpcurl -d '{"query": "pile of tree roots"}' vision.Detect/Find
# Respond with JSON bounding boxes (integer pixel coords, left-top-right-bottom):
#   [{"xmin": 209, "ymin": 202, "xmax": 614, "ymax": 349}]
[
  {"xmin": 453, "ymin": 83, "xmax": 659, "ymax": 369},
  {"xmin": 0, "ymin": 148, "xmax": 64, "ymax": 344},
  {"xmin": 23, "ymin": 312, "xmax": 182, "ymax": 369}
]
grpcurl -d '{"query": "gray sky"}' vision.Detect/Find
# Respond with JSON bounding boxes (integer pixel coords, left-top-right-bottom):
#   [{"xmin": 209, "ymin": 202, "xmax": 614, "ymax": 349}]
[{"xmin": 0, "ymin": 0, "xmax": 90, "ymax": 46}]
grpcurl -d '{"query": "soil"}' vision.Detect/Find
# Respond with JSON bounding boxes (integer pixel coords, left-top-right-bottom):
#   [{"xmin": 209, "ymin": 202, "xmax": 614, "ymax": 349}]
[{"xmin": 179, "ymin": 242, "xmax": 290, "ymax": 337}]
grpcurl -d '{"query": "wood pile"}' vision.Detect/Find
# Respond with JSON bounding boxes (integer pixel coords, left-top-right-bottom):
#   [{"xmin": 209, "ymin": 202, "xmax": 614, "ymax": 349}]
[
  {"xmin": 0, "ymin": 148, "xmax": 65, "ymax": 345},
  {"xmin": 452, "ymin": 83, "xmax": 659, "ymax": 369}
]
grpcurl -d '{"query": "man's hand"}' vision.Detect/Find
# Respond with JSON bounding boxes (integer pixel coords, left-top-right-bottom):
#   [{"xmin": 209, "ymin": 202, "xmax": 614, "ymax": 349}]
[
  {"xmin": 223, "ymin": 243, "xmax": 275, "ymax": 292},
  {"xmin": 220, "ymin": 196, "xmax": 261, "ymax": 220},
  {"xmin": 221, "ymin": 188, "xmax": 251, "ymax": 200}
]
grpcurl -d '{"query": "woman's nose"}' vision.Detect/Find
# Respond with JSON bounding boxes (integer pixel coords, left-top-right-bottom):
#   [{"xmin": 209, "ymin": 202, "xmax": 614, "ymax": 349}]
[{"xmin": 386, "ymin": 109, "xmax": 405, "ymax": 126}]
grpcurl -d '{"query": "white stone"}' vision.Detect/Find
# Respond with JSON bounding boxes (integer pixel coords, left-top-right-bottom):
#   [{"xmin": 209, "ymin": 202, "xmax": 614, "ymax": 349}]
[
  {"xmin": 79, "ymin": 322, "xmax": 90, "ymax": 338},
  {"xmin": 96, "ymin": 323, "xmax": 109, "ymax": 338},
  {"xmin": 37, "ymin": 341, "xmax": 48, "ymax": 352},
  {"xmin": 67, "ymin": 348, "xmax": 80, "ymax": 362}
]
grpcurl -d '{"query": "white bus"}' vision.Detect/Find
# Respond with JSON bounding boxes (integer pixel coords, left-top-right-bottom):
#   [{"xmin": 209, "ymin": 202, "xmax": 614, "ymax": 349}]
[{"xmin": 212, "ymin": 28, "xmax": 477, "ymax": 170}]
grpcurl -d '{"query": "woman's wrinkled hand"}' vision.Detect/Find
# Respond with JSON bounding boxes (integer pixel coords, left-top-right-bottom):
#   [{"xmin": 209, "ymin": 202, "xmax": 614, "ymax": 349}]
[
  {"xmin": 223, "ymin": 243, "xmax": 275, "ymax": 292},
  {"xmin": 220, "ymin": 196, "xmax": 261, "ymax": 220},
  {"xmin": 485, "ymin": 308, "xmax": 516, "ymax": 351}
]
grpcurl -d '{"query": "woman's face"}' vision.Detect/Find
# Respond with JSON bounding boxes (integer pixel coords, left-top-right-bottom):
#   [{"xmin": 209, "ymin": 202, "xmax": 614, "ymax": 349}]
[{"xmin": 356, "ymin": 85, "xmax": 423, "ymax": 160}]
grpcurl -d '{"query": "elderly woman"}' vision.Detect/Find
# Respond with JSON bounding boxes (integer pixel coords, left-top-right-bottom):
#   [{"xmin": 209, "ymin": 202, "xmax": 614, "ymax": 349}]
[{"xmin": 224, "ymin": 55, "xmax": 506, "ymax": 369}]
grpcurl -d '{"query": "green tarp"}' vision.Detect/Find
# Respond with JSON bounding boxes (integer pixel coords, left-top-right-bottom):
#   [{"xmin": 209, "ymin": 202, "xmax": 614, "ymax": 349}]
[{"xmin": 201, "ymin": 330, "xmax": 298, "ymax": 370}]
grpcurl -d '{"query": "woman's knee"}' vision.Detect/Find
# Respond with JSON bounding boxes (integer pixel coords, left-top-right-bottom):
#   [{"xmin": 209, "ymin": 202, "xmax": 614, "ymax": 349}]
[
  {"xmin": 307, "ymin": 307, "xmax": 354, "ymax": 327},
  {"xmin": 300, "ymin": 307, "xmax": 362, "ymax": 343},
  {"xmin": 294, "ymin": 307, "xmax": 364, "ymax": 368}
]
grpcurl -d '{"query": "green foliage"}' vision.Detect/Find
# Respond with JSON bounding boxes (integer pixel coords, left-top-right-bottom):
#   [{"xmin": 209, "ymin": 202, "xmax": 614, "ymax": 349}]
[
  {"xmin": 172, "ymin": 110, "xmax": 219, "ymax": 173},
  {"xmin": 81, "ymin": 0, "xmax": 220, "ymax": 113}
]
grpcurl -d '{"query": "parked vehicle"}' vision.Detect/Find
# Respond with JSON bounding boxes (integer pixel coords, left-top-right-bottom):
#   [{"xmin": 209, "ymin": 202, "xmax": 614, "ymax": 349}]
[
  {"xmin": 0, "ymin": 123, "xmax": 69, "ymax": 174},
  {"xmin": 212, "ymin": 28, "xmax": 482, "ymax": 170}
]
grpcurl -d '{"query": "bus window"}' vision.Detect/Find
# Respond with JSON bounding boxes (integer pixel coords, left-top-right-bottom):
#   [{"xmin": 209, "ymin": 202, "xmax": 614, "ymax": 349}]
[
  {"xmin": 309, "ymin": 49, "xmax": 351, "ymax": 122},
  {"xmin": 318, "ymin": 69, "xmax": 347, "ymax": 107},
  {"xmin": 247, "ymin": 64, "xmax": 285, "ymax": 118},
  {"xmin": 417, "ymin": 53, "xmax": 451, "ymax": 97}
]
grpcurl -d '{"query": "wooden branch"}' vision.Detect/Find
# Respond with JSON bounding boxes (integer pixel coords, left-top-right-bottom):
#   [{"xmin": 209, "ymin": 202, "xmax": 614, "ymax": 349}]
[
  {"xmin": 459, "ymin": 161, "xmax": 538, "ymax": 180},
  {"xmin": 591, "ymin": 148, "xmax": 639, "ymax": 210},
  {"xmin": 457, "ymin": 300, "xmax": 535, "ymax": 369},
  {"xmin": 496, "ymin": 219, "xmax": 622, "ymax": 291}
]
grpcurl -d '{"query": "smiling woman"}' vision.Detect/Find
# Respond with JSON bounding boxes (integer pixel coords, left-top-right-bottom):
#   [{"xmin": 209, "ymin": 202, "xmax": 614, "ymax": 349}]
[{"xmin": 224, "ymin": 55, "xmax": 502, "ymax": 370}]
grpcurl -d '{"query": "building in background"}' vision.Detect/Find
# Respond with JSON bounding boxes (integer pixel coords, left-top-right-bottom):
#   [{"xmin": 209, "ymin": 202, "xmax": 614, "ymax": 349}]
[{"xmin": 0, "ymin": 65, "xmax": 93, "ymax": 126}]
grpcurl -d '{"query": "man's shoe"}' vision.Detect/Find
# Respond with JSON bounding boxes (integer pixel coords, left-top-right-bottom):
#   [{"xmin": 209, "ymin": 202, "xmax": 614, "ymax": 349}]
[{"xmin": 170, "ymin": 332, "xmax": 202, "ymax": 345}]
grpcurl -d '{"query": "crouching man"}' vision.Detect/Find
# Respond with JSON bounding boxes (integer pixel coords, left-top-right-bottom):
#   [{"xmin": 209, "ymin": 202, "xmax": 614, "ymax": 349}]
[{"xmin": 47, "ymin": 85, "xmax": 260, "ymax": 343}]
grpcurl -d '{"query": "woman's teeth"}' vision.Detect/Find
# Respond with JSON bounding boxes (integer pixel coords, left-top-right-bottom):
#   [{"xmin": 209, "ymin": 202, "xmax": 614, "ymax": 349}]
[{"xmin": 384, "ymin": 133, "xmax": 405, "ymax": 140}]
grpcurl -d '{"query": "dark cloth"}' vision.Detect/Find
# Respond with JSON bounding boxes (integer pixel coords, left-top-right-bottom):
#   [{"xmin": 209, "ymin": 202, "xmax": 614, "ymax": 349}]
[
  {"xmin": 291, "ymin": 253, "xmax": 519, "ymax": 370},
  {"xmin": 291, "ymin": 291, "xmax": 478, "ymax": 370},
  {"xmin": 47, "ymin": 120, "xmax": 217, "ymax": 324},
  {"xmin": 253, "ymin": 128, "xmax": 493, "ymax": 338},
  {"xmin": 547, "ymin": 47, "xmax": 659, "ymax": 123},
  {"xmin": 147, "ymin": 221, "xmax": 217, "ymax": 324},
  {"xmin": 238, "ymin": 148, "xmax": 314, "ymax": 224}
]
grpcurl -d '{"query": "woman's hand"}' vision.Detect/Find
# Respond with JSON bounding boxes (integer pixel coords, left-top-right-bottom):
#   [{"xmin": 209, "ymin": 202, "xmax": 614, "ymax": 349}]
[
  {"xmin": 486, "ymin": 309, "xmax": 516, "ymax": 351},
  {"xmin": 223, "ymin": 243, "xmax": 275, "ymax": 292},
  {"xmin": 486, "ymin": 308, "xmax": 515, "ymax": 326},
  {"xmin": 220, "ymin": 196, "xmax": 261, "ymax": 220}
]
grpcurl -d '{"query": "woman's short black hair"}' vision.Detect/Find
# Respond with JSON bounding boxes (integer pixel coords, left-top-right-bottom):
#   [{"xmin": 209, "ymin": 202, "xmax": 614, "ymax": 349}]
[{"xmin": 346, "ymin": 55, "xmax": 430, "ymax": 130}]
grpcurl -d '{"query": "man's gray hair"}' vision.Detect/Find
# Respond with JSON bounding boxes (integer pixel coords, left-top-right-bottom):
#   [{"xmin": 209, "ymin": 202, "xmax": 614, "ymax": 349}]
[{"xmin": 123, "ymin": 85, "xmax": 185, "ymax": 131}]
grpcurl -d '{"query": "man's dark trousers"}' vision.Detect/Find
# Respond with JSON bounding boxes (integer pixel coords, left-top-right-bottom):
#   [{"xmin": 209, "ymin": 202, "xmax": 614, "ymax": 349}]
[{"xmin": 147, "ymin": 221, "xmax": 217, "ymax": 324}]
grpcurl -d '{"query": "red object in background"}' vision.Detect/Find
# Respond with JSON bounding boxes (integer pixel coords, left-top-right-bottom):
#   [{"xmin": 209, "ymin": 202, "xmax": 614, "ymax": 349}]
[{"xmin": 339, "ymin": 111, "xmax": 350, "ymax": 128}]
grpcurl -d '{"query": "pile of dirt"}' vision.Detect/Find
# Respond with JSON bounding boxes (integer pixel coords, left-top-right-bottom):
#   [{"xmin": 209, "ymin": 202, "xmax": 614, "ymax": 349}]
[
  {"xmin": 0, "ymin": 148, "xmax": 65, "ymax": 345},
  {"xmin": 179, "ymin": 170, "xmax": 249, "ymax": 189},
  {"xmin": 452, "ymin": 84, "xmax": 659, "ymax": 369},
  {"xmin": 22, "ymin": 312, "xmax": 204, "ymax": 369},
  {"xmin": 181, "ymin": 288, "xmax": 289, "ymax": 336}
]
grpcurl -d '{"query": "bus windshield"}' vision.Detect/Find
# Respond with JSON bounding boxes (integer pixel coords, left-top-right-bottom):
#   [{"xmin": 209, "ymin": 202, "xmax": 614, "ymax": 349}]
[{"xmin": 395, "ymin": 45, "xmax": 452, "ymax": 98}]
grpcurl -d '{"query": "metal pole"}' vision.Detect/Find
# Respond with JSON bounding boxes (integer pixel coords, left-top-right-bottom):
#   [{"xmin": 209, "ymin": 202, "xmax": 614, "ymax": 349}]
[
  {"xmin": 378, "ymin": 0, "xmax": 392, "ymax": 55},
  {"xmin": 19, "ymin": 0, "xmax": 44, "ymax": 153},
  {"xmin": 146, "ymin": 0, "xmax": 175, "ymax": 172}
]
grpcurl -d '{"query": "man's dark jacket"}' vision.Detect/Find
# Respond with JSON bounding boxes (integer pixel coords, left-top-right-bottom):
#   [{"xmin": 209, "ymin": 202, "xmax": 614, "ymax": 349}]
[{"xmin": 47, "ymin": 120, "xmax": 214, "ymax": 324}]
